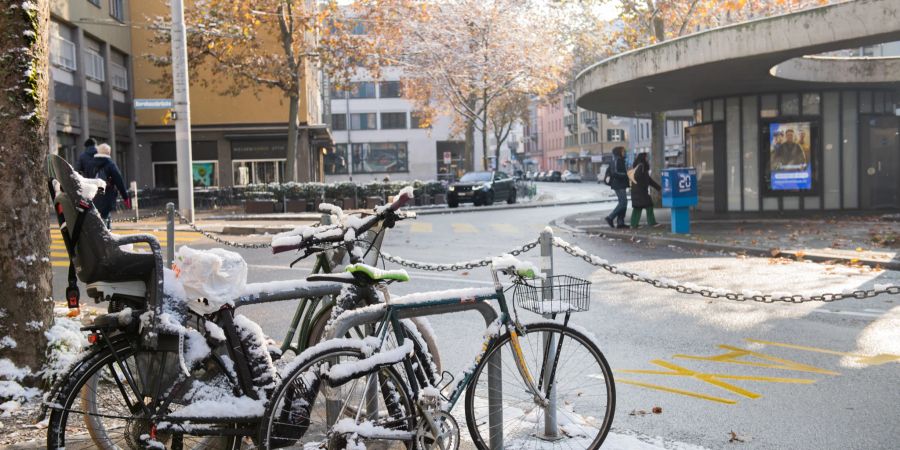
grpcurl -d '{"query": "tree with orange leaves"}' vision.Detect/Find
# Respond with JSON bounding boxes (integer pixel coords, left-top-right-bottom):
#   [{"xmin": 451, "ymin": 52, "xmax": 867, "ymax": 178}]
[{"xmin": 146, "ymin": 0, "xmax": 412, "ymax": 182}]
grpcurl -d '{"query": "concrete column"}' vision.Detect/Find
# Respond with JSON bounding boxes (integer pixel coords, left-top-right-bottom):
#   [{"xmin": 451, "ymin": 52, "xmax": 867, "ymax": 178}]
[
  {"xmin": 75, "ymin": 27, "xmax": 89, "ymax": 145},
  {"xmin": 651, "ymin": 112, "xmax": 666, "ymax": 175}
]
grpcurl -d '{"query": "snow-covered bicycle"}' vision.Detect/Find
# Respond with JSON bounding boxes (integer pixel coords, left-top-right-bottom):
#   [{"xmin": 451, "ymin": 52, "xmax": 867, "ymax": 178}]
[
  {"xmin": 43, "ymin": 154, "xmax": 437, "ymax": 449},
  {"xmin": 259, "ymin": 254, "xmax": 616, "ymax": 449}
]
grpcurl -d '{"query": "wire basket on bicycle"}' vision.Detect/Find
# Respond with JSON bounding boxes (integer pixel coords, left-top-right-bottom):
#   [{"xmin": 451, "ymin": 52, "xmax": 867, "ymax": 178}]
[{"xmin": 513, "ymin": 275, "xmax": 591, "ymax": 315}]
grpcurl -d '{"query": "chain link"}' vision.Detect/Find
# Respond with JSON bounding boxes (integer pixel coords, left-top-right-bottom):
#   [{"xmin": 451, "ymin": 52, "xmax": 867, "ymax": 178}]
[
  {"xmin": 111, "ymin": 209, "xmax": 168, "ymax": 223},
  {"xmin": 175, "ymin": 211, "xmax": 273, "ymax": 249},
  {"xmin": 550, "ymin": 236, "xmax": 900, "ymax": 303},
  {"xmin": 380, "ymin": 240, "xmax": 539, "ymax": 272}
]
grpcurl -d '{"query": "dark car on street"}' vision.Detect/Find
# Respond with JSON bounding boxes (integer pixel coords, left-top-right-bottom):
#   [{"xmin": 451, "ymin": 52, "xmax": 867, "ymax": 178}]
[
  {"xmin": 547, "ymin": 170, "xmax": 562, "ymax": 182},
  {"xmin": 447, "ymin": 170, "xmax": 517, "ymax": 207}
]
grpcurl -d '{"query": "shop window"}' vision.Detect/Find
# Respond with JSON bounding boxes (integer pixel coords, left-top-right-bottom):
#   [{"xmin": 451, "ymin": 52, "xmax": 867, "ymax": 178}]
[
  {"xmin": 380, "ymin": 112, "xmax": 407, "ymax": 129},
  {"xmin": 232, "ymin": 160, "xmax": 284, "ymax": 186},
  {"xmin": 324, "ymin": 145, "xmax": 349, "ymax": 175},
  {"xmin": 153, "ymin": 163, "xmax": 177, "ymax": 188},
  {"xmin": 351, "ymin": 142, "xmax": 408, "ymax": 173},
  {"xmin": 350, "ymin": 113, "xmax": 377, "ymax": 130}
]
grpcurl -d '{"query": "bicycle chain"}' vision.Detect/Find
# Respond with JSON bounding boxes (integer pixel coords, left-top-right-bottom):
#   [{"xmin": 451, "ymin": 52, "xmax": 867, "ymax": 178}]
[
  {"xmin": 380, "ymin": 240, "xmax": 539, "ymax": 272},
  {"xmin": 551, "ymin": 236, "xmax": 900, "ymax": 303}
]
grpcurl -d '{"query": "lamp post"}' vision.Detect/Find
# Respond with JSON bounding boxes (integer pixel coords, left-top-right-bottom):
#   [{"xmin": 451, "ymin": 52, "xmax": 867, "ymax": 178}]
[{"xmin": 170, "ymin": 0, "xmax": 194, "ymax": 221}]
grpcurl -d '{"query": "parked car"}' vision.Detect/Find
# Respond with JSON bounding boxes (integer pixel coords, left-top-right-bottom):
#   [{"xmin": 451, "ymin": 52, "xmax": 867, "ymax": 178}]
[
  {"xmin": 547, "ymin": 170, "xmax": 563, "ymax": 182},
  {"xmin": 562, "ymin": 170, "xmax": 582, "ymax": 183},
  {"xmin": 534, "ymin": 171, "xmax": 544, "ymax": 181},
  {"xmin": 447, "ymin": 170, "xmax": 517, "ymax": 207},
  {"xmin": 525, "ymin": 170, "xmax": 535, "ymax": 180}
]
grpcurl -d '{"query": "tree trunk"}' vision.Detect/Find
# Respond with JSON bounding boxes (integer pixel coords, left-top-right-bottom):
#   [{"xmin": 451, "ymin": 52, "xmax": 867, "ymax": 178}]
[
  {"xmin": 285, "ymin": 93, "xmax": 300, "ymax": 182},
  {"xmin": 463, "ymin": 94, "xmax": 477, "ymax": 172},
  {"xmin": 481, "ymin": 90, "xmax": 489, "ymax": 170},
  {"xmin": 0, "ymin": 0, "xmax": 53, "ymax": 386}
]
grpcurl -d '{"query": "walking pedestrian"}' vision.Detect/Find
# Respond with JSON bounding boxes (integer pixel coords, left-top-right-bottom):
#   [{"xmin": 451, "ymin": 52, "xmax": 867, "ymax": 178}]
[
  {"xmin": 90, "ymin": 143, "xmax": 131, "ymax": 228},
  {"xmin": 629, "ymin": 152, "xmax": 661, "ymax": 228},
  {"xmin": 605, "ymin": 146, "xmax": 630, "ymax": 229},
  {"xmin": 74, "ymin": 138, "xmax": 97, "ymax": 176}
]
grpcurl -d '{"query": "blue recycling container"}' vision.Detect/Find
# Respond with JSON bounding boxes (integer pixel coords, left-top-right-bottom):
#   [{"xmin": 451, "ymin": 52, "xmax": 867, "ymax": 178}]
[{"xmin": 661, "ymin": 168, "xmax": 698, "ymax": 234}]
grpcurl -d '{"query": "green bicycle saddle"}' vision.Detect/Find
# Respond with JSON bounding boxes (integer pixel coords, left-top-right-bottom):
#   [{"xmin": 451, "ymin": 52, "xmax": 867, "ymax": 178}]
[{"xmin": 345, "ymin": 263, "xmax": 411, "ymax": 283}]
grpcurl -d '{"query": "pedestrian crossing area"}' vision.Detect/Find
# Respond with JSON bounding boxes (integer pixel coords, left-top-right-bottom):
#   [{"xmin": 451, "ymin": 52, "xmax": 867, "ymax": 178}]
[{"xmin": 49, "ymin": 229, "xmax": 203, "ymax": 267}]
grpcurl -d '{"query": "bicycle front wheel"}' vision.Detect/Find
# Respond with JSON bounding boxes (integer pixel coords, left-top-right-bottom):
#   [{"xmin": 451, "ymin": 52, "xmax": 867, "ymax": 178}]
[{"xmin": 464, "ymin": 322, "xmax": 615, "ymax": 450}]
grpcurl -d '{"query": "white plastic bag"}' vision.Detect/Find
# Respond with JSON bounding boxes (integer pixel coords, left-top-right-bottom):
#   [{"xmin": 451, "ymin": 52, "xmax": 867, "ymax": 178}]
[{"xmin": 174, "ymin": 246, "xmax": 248, "ymax": 314}]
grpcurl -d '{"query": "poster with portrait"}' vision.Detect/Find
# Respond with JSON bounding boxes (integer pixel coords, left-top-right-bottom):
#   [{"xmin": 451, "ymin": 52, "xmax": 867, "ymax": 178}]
[{"xmin": 768, "ymin": 121, "xmax": 812, "ymax": 191}]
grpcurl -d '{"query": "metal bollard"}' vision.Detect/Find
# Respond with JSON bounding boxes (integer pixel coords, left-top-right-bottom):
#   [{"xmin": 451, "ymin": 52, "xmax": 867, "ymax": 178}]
[
  {"xmin": 166, "ymin": 202, "xmax": 175, "ymax": 268},
  {"xmin": 539, "ymin": 228, "xmax": 559, "ymax": 439}
]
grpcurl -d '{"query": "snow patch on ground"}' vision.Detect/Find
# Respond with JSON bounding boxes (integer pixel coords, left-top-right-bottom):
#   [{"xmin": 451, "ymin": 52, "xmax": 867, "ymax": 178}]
[{"xmin": 842, "ymin": 305, "xmax": 900, "ymax": 368}]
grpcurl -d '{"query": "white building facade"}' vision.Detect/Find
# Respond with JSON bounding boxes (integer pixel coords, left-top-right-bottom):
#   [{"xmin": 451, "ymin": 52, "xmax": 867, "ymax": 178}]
[{"xmin": 324, "ymin": 69, "xmax": 484, "ymax": 183}]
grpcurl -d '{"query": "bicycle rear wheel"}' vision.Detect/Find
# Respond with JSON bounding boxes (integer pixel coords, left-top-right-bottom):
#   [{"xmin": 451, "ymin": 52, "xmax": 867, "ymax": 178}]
[
  {"xmin": 47, "ymin": 337, "xmax": 240, "ymax": 450},
  {"xmin": 464, "ymin": 322, "xmax": 615, "ymax": 450}
]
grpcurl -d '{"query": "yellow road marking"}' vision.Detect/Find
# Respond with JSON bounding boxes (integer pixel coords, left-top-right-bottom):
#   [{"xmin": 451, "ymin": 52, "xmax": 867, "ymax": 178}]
[
  {"xmin": 616, "ymin": 378, "xmax": 737, "ymax": 405},
  {"xmin": 674, "ymin": 345, "xmax": 840, "ymax": 375},
  {"xmin": 51, "ymin": 261, "xmax": 69, "ymax": 267},
  {"xmin": 491, "ymin": 223, "xmax": 518, "ymax": 234},
  {"xmin": 746, "ymin": 339, "xmax": 900, "ymax": 367},
  {"xmin": 619, "ymin": 359, "xmax": 816, "ymax": 399},
  {"xmin": 410, "ymin": 222, "xmax": 433, "ymax": 233},
  {"xmin": 451, "ymin": 223, "xmax": 478, "ymax": 233}
]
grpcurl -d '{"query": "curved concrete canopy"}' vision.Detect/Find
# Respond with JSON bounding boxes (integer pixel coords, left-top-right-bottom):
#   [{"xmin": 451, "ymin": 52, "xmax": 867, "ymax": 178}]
[
  {"xmin": 770, "ymin": 55, "xmax": 900, "ymax": 83},
  {"xmin": 576, "ymin": 0, "xmax": 900, "ymax": 116}
]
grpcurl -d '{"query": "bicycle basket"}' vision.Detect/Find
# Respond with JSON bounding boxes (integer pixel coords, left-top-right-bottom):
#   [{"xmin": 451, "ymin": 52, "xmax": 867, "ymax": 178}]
[{"xmin": 513, "ymin": 275, "xmax": 590, "ymax": 314}]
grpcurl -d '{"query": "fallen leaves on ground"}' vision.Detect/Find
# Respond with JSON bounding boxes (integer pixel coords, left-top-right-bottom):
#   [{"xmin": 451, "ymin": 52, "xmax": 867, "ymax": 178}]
[
  {"xmin": 729, "ymin": 431, "xmax": 745, "ymax": 443},
  {"xmin": 651, "ymin": 406, "xmax": 663, "ymax": 414}
]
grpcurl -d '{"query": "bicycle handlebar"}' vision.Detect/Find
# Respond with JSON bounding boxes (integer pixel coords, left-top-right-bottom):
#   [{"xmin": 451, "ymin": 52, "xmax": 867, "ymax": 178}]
[{"xmin": 271, "ymin": 187, "xmax": 414, "ymax": 254}]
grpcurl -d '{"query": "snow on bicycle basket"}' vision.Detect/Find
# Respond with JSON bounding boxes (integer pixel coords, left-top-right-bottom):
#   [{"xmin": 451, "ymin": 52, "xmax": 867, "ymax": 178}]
[
  {"xmin": 174, "ymin": 246, "xmax": 248, "ymax": 314},
  {"xmin": 513, "ymin": 274, "xmax": 591, "ymax": 315}
]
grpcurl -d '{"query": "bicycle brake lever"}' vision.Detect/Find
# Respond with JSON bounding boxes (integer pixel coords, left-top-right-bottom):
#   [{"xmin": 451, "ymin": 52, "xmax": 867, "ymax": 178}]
[{"xmin": 289, "ymin": 247, "xmax": 323, "ymax": 268}]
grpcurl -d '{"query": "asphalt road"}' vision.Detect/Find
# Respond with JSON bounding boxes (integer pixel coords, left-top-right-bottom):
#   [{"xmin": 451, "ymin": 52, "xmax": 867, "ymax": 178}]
[{"xmin": 49, "ymin": 184, "xmax": 899, "ymax": 449}]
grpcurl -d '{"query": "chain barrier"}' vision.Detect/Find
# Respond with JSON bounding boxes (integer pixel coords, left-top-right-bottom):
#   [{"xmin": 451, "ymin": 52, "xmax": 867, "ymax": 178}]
[
  {"xmin": 550, "ymin": 235, "xmax": 900, "ymax": 303},
  {"xmin": 163, "ymin": 209, "xmax": 899, "ymax": 303},
  {"xmin": 175, "ymin": 211, "xmax": 273, "ymax": 249},
  {"xmin": 380, "ymin": 240, "xmax": 539, "ymax": 272},
  {"xmin": 112, "ymin": 208, "xmax": 168, "ymax": 223}
]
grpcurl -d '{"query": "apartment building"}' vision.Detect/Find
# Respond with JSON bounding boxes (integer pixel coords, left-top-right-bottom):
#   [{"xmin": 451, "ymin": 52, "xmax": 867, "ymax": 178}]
[
  {"xmin": 129, "ymin": 1, "xmax": 330, "ymax": 189},
  {"xmin": 324, "ymin": 69, "xmax": 485, "ymax": 182},
  {"xmin": 537, "ymin": 96, "xmax": 566, "ymax": 172},
  {"xmin": 627, "ymin": 117, "xmax": 690, "ymax": 166},
  {"xmin": 49, "ymin": 0, "xmax": 135, "ymax": 181}
]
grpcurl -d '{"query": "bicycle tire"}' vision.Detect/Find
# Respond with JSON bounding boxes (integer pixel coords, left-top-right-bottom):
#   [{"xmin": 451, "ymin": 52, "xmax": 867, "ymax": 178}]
[
  {"xmin": 47, "ymin": 337, "xmax": 241, "ymax": 450},
  {"xmin": 258, "ymin": 344, "xmax": 414, "ymax": 449},
  {"xmin": 306, "ymin": 305, "xmax": 441, "ymax": 387},
  {"xmin": 463, "ymin": 322, "xmax": 615, "ymax": 450}
]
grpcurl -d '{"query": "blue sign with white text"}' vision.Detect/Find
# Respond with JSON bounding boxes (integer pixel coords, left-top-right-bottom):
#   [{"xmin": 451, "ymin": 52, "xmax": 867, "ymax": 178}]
[{"xmin": 661, "ymin": 168, "xmax": 698, "ymax": 208}]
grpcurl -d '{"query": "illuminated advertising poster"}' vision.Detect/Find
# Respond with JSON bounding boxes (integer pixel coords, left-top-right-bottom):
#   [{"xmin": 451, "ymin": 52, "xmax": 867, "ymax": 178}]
[{"xmin": 768, "ymin": 122, "xmax": 812, "ymax": 191}]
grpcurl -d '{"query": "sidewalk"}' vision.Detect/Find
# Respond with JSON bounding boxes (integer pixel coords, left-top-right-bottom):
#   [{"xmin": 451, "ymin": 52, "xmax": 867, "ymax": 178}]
[{"xmin": 558, "ymin": 209, "xmax": 900, "ymax": 270}]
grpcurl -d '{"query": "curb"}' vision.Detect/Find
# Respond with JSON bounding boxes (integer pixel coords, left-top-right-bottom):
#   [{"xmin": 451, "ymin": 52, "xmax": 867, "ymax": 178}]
[{"xmin": 558, "ymin": 220, "xmax": 900, "ymax": 271}]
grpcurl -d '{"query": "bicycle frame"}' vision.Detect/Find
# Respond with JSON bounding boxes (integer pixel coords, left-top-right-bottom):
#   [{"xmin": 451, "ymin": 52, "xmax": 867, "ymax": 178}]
[{"xmin": 345, "ymin": 268, "xmax": 553, "ymax": 418}]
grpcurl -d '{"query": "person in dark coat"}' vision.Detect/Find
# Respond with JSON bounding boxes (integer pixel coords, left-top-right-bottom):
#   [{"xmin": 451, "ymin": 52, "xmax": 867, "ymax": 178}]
[
  {"xmin": 629, "ymin": 152, "xmax": 661, "ymax": 228},
  {"xmin": 74, "ymin": 138, "xmax": 97, "ymax": 176},
  {"xmin": 605, "ymin": 146, "xmax": 630, "ymax": 228},
  {"xmin": 90, "ymin": 143, "xmax": 131, "ymax": 228}
]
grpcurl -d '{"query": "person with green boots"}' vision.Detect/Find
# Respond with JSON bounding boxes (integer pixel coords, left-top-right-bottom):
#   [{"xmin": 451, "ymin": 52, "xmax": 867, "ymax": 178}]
[{"xmin": 630, "ymin": 152, "xmax": 661, "ymax": 228}]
